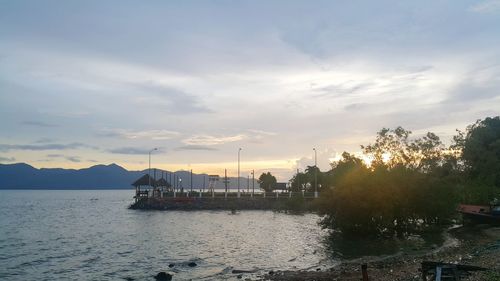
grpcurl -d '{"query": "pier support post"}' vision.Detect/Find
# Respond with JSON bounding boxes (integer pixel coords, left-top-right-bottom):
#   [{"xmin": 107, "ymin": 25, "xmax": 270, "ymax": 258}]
[
  {"xmin": 173, "ymin": 190, "xmax": 176, "ymax": 198},
  {"xmin": 289, "ymin": 192, "xmax": 292, "ymax": 198},
  {"xmin": 199, "ymin": 192, "xmax": 202, "ymax": 198},
  {"xmin": 263, "ymin": 192, "xmax": 265, "ymax": 198},
  {"xmin": 212, "ymin": 190, "xmax": 214, "ymax": 198},
  {"xmin": 362, "ymin": 264, "xmax": 369, "ymax": 281},
  {"xmin": 314, "ymin": 191, "xmax": 318, "ymax": 198},
  {"xmin": 187, "ymin": 192, "xmax": 189, "ymax": 198},
  {"xmin": 276, "ymin": 191, "xmax": 279, "ymax": 199}
]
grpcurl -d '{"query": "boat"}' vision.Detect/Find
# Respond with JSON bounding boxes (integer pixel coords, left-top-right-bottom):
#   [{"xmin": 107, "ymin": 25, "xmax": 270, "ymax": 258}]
[{"xmin": 458, "ymin": 203, "xmax": 500, "ymax": 225}]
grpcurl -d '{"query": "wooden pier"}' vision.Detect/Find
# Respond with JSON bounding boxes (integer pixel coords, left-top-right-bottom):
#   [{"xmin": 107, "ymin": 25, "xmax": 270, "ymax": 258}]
[
  {"xmin": 130, "ymin": 191, "xmax": 319, "ymax": 210},
  {"xmin": 130, "ymin": 173, "xmax": 319, "ymax": 210}
]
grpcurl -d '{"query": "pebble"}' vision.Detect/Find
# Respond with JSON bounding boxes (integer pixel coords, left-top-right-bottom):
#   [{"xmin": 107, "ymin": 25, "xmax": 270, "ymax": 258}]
[
  {"xmin": 188, "ymin": 262, "xmax": 197, "ymax": 267},
  {"xmin": 154, "ymin": 272, "xmax": 172, "ymax": 281}
]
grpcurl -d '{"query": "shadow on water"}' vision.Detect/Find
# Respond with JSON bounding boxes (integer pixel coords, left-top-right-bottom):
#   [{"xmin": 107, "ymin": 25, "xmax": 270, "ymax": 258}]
[{"xmin": 322, "ymin": 230, "xmax": 446, "ymax": 260}]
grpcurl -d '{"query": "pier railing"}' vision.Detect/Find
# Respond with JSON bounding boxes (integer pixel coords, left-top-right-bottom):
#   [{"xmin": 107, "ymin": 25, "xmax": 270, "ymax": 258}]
[{"xmin": 154, "ymin": 191, "xmax": 319, "ymax": 199}]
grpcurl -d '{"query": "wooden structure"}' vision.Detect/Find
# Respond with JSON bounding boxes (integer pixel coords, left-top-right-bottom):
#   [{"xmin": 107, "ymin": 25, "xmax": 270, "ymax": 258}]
[
  {"xmin": 421, "ymin": 261, "xmax": 486, "ymax": 280},
  {"xmin": 132, "ymin": 174, "xmax": 157, "ymax": 202}
]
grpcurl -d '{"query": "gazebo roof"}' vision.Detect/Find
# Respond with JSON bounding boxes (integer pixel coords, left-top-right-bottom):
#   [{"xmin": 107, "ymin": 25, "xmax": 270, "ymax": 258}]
[
  {"xmin": 156, "ymin": 178, "xmax": 171, "ymax": 187},
  {"xmin": 132, "ymin": 174, "xmax": 157, "ymax": 187}
]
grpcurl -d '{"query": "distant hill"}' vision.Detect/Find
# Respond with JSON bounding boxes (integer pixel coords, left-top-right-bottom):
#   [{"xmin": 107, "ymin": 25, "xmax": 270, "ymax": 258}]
[{"xmin": 0, "ymin": 163, "xmax": 259, "ymax": 190}]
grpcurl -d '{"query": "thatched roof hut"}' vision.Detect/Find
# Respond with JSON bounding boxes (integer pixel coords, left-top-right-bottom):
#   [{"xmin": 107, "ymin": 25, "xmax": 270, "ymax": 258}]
[
  {"xmin": 132, "ymin": 174, "xmax": 157, "ymax": 187},
  {"xmin": 156, "ymin": 178, "xmax": 171, "ymax": 187}
]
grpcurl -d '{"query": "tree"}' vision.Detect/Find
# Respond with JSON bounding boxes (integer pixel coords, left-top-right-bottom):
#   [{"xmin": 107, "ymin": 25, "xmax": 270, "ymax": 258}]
[
  {"xmin": 454, "ymin": 116, "xmax": 500, "ymax": 203},
  {"xmin": 289, "ymin": 172, "xmax": 307, "ymax": 192},
  {"xmin": 361, "ymin": 126, "xmax": 412, "ymax": 169},
  {"xmin": 258, "ymin": 172, "xmax": 277, "ymax": 192},
  {"xmin": 319, "ymin": 127, "xmax": 460, "ymax": 237}
]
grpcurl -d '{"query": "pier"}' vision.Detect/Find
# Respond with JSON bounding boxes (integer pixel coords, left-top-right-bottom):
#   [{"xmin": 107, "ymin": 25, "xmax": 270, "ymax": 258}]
[
  {"xmin": 130, "ymin": 191, "xmax": 319, "ymax": 210},
  {"xmin": 130, "ymin": 174, "xmax": 319, "ymax": 210}
]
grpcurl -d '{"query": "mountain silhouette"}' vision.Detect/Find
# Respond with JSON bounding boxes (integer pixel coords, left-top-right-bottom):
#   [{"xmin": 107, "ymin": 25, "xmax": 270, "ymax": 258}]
[{"xmin": 0, "ymin": 163, "xmax": 259, "ymax": 190}]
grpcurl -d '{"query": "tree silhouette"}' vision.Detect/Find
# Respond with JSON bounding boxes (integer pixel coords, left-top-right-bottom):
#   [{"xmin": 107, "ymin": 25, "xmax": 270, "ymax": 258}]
[{"xmin": 258, "ymin": 172, "xmax": 277, "ymax": 192}]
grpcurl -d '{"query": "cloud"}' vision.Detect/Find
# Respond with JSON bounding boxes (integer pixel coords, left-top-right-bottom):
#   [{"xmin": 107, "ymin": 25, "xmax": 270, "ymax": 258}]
[
  {"xmin": 246, "ymin": 129, "xmax": 277, "ymax": 136},
  {"xmin": 46, "ymin": 154, "xmax": 63, "ymax": 158},
  {"xmin": 0, "ymin": 156, "xmax": 16, "ymax": 162},
  {"xmin": 0, "ymin": 142, "xmax": 96, "ymax": 152},
  {"xmin": 174, "ymin": 145, "xmax": 218, "ymax": 151},
  {"xmin": 98, "ymin": 128, "xmax": 180, "ymax": 140},
  {"xmin": 312, "ymin": 82, "xmax": 374, "ymax": 99},
  {"xmin": 21, "ymin": 120, "xmax": 58, "ymax": 127},
  {"xmin": 181, "ymin": 131, "xmax": 277, "ymax": 146},
  {"xmin": 45, "ymin": 154, "xmax": 81, "ymax": 162},
  {"xmin": 183, "ymin": 134, "xmax": 246, "ymax": 146},
  {"xmin": 66, "ymin": 156, "xmax": 81, "ymax": 162},
  {"xmin": 344, "ymin": 103, "xmax": 368, "ymax": 111},
  {"xmin": 470, "ymin": 0, "xmax": 500, "ymax": 13},
  {"xmin": 35, "ymin": 138, "xmax": 55, "ymax": 143},
  {"xmin": 295, "ymin": 148, "xmax": 339, "ymax": 171},
  {"xmin": 134, "ymin": 83, "xmax": 212, "ymax": 114},
  {"xmin": 108, "ymin": 147, "xmax": 164, "ymax": 155}
]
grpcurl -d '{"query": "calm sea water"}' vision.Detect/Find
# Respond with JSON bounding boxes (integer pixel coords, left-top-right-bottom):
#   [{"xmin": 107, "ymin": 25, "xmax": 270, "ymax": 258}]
[{"xmin": 0, "ymin": 190, "xmax": 335, "ymax": 280}]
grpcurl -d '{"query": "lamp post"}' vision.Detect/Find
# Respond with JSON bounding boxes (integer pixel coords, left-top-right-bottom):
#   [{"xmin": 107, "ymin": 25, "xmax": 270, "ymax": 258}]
[
  {"xmin": 148, "ymin": 148, "xmax": 158, "ymax": 188},
  {"xmin": 296, "ymin": 168, "xmax": 300, "ymax": 193},
  {"xmin": 313, "ymin": 148, "xmax": 318, "ymax": 198},
  {"xmin": 238, "ymin": 148, "xmax": 242, "ymax": 198},
  {"xmin": 251, "ymin": 169, "xmax": 255, "ymax": 197}
]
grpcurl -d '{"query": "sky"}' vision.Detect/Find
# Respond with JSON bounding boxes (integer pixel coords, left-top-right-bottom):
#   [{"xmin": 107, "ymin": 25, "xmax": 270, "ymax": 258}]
[{"xmin": 1, "ymin": 0, "xmax": 500, "ymax": 180}]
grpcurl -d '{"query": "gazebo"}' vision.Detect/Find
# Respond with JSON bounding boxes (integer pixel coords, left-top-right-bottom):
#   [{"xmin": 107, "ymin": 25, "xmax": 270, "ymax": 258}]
[
  {"xmin": 132, "ymin": 174, "xmax": 158, "ymax": 201},
  {"xmin": 156, "ymin": 178, "xmax": 168, "ymax": 187}
]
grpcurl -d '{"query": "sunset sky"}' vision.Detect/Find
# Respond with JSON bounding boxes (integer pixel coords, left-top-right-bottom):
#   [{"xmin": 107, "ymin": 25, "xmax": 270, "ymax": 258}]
[{"xmin": 1, "ymin": 1, "xmax": 500, "ymax": 180}]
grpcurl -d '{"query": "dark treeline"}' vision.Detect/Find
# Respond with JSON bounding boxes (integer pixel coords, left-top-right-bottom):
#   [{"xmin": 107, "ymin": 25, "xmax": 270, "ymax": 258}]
[{"xmin": 295, "ymin": 116, "xmax": 500, "ymax": 237}]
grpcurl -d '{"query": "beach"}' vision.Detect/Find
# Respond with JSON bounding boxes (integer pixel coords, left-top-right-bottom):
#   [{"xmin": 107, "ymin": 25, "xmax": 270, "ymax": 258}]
[{"xmin": 262, "ymin": 226, "xmax": 500, "ymax": 281}]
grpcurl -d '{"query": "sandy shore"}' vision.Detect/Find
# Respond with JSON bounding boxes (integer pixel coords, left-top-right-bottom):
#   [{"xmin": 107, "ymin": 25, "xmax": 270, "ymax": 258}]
[{"xmin": 261, "ymin": 226, "xmax": 500, "ymax": 281}]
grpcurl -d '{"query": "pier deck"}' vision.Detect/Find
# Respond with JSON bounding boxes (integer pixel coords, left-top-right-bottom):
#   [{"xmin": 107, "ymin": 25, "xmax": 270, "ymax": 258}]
[{"xmin": 130, "ymin": 191, "xmax": 319, "ymax": 210}]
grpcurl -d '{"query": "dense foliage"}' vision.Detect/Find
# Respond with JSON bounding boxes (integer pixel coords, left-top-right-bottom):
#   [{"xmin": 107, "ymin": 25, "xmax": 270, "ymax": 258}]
[
  {"xmin": 258, "ymin": 172, "xmax": 277, "ymax": 192},
  {"xmin": 454, "ymin": 116, "xmax": 500, "ymax": 204},
  {"xmin": 316, "ymin": 117, "xmax": 500, "ymax": 237},
  {"xmin": 290, "ymin": 165, "xmax": 324, "ymax": 192}
]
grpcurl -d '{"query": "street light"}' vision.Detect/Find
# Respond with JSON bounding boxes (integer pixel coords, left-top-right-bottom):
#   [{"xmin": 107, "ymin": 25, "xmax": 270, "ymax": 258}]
[
  {"xmin": 238, "ymin": 148, "xmax": 242, "ymax": 198},
  {"xmin": 149, "ymin": 148, "xmax": 158, "ymax": 187},
  {"xmin": 313, "ymin": 148, "xmax": 318, "ymax": 198},
  {"xmin": 251, "ymin": 169, "xmax": 255, "ymax": 197}
]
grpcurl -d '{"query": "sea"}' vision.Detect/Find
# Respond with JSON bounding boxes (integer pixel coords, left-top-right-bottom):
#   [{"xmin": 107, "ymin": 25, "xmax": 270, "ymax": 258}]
[
  {"xmin": 0, "ymin": 190, "xmax": 336, "ymax": 280},
  {"xmin": 0, "ymin": 190, "xmax": 448, "ymax": 280}
]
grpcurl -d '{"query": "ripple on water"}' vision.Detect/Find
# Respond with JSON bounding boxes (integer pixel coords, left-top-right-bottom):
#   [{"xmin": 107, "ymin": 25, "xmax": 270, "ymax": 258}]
[{"xmin": 0, "ymin": 190, "xmax": 336, "ymax": 280}]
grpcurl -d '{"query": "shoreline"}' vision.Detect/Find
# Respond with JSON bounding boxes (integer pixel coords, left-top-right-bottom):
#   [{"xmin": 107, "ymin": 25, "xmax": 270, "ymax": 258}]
[{"xmin": 260, "ymin": 225, "xmax": 500, "ymax": 281}]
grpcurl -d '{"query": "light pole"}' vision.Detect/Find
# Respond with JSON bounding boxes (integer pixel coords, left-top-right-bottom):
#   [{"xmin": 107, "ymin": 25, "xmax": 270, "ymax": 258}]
[
  {"xmin": 296, "ymin": 168, "xmax": 300, "ymax": 193},
  {"xmin": 313, "ymin": 148, "xmax": 318, "ymax": 198},
  {"xmin": 251, "ymin": 169, "xmax": 255, "ymax": 197},
  {"xmin": 238, "ymin": 148, "xmax": 242, "ymax": 198},
  {"xmin": 190, "ymin": 169, "xmax": 193, "ymax": 193},
  {"xmin": 148, "ymin": 148, "xmax": 158, "ymax": 188}
]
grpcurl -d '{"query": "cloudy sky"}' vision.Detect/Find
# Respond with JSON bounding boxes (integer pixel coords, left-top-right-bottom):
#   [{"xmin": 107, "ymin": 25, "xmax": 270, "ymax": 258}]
[{"xmin": 1, "ymin": 0, "xmax": 500, "ymax": 180}]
